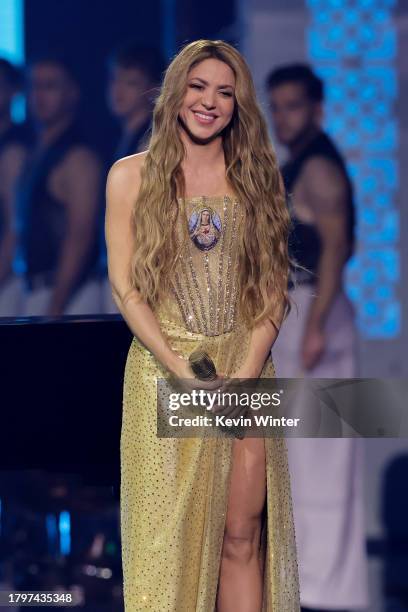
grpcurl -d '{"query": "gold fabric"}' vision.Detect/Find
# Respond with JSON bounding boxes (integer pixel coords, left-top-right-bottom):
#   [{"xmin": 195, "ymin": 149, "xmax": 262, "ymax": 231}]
[{"xmin": 121, "ymin": 195, "xmax": 300, "ymax": 611}]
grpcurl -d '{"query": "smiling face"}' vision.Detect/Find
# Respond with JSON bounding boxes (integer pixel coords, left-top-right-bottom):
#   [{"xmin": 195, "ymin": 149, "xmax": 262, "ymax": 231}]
[{"xmin": 178, "ymin": 57, "xmax": 235, "ymax": 144}]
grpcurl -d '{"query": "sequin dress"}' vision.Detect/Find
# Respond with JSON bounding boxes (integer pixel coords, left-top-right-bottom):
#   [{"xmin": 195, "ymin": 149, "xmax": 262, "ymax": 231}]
[{"xmin": 120, "ymin": 195, "xmax": 300, "ymax": 611}]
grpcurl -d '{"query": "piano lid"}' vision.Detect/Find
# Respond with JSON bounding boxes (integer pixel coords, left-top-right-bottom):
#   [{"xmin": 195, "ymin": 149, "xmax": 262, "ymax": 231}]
[{"xmin": 0, "ymin": 314, "xmax": 133, "ymax": 484}]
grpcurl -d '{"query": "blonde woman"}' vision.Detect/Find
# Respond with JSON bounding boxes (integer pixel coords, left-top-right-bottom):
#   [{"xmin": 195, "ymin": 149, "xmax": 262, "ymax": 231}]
[{"xmin": 105, "ymin": 39, "xmax": 300, "ymax": 612}]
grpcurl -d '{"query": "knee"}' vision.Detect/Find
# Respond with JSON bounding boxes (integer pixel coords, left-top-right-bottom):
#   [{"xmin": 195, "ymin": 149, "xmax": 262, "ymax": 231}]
[{"xmin": 222, "ymin": 518, "xmax": 261, "ymax": 564}]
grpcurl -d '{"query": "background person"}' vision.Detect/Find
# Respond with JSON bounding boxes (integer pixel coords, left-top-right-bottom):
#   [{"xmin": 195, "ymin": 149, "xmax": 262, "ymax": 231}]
[
  {"xmin": 100, "ymin": 42, "xmax": 166, "ymax": 313},
  {"xmin": 15, "ymin": 56, "xmax": 103, "ymax": 317},
  {"xmin": 266, "ymin": 63, "xmax": 369, "ymax": 612},
  {"xmin": 0, "ymin": 59, "xmax": 31, "ymax": 317}
]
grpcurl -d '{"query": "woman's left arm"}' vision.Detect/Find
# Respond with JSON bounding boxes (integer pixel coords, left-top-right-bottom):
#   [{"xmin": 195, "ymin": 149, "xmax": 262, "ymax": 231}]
[{"xmin": 235, "ymin": 315, "xmax": 281, "ymax": 379}]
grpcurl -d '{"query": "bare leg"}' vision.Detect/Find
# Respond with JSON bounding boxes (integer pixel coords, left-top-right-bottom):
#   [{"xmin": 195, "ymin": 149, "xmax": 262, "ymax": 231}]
[{"xmin": 216, "ymin": 437, "xmax": 267, "ymax": 612}]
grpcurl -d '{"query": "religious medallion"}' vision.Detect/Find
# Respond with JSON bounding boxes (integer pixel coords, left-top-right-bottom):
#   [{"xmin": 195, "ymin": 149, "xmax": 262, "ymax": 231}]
[{"xmin": 188, "ymin": 206, "xmax": 222, "ymax": 251}]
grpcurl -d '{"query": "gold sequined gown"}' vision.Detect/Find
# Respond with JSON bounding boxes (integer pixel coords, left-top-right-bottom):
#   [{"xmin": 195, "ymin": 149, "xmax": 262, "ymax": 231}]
[{"xmin": 121, "ymin": 195, "xmax": 300, "ymax": 611}]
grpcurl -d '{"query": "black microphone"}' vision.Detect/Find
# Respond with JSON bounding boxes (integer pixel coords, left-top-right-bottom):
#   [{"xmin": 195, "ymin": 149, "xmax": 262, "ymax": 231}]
[
  {"xmin": 189, "ymin": 349, "xmax": 245, "ymax": 439},
  {"xmin": 188, "ymin": 349, "xmax": 217, "ymax": 381}
]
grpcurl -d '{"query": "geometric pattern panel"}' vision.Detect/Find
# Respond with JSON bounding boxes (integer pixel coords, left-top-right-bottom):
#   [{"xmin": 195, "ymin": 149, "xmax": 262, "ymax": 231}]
[{"xmin": 306, "ymin": 0, "xmax": 400, "ymax": 338}]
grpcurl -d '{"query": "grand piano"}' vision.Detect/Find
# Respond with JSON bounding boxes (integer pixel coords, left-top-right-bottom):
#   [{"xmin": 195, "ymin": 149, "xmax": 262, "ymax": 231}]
[
  {"xmin": 0, "ymin": 315, "xmax": 136, "ymax": 609},
  {"xmin": 0, "ymin": 314, "xmax": 133, "ymax": 487}
]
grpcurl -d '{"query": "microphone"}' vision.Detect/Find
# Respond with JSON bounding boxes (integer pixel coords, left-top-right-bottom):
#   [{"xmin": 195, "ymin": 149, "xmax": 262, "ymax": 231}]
[
  {"xmin": 188, "ymin": 349, "xmax": 217, "ymax": 381},
  {"xmin": 188, "ymin": 349, "xmax": 245, "ymax": 439}
]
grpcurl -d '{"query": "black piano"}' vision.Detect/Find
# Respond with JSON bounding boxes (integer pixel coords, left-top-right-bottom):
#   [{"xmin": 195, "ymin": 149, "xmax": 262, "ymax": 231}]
[
  {"xmin": 0, "ymin": 315, "xmax": 134, "ymax": 609},
  {"xmin": 0, "ymin": 314, "xmax": 133, "ymax": 485}
]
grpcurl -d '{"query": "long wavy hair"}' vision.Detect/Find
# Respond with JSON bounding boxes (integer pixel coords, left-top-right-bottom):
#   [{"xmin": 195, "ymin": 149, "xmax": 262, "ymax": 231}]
[{"xmin": 129, "ymin": 39, "xmax": 295, "ymax": 330}]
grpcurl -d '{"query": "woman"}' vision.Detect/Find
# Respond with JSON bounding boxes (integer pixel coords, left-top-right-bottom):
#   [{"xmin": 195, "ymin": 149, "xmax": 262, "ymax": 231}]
[{"xmin": 105, "ymin": 39, "xmax": 300, "ymax": 612}]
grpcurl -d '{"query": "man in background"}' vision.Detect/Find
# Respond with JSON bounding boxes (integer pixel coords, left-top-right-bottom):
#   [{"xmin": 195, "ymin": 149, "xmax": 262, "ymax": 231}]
[
  {"xmin": 106, "ymin": 41, "xmax": 164, "ymax": 161},
  {"xmin": 266, "ymin": 64, "xmax": 369, "ymax": 612},
  {"xmin": 100, "ymin": 42, "xmax": 165, "ymax": 313},
  {"xmin": 16, "ymin": 56, "xmax": 103, "ymax": 316},
  {"xmin": 0, "ymin": 59, "xmax": 31, "ymax": 317}
]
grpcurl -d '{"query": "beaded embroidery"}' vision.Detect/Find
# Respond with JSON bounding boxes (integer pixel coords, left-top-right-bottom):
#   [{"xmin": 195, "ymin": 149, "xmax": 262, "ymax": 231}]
[{"xmin": 170, "ymin": 195, "xmax": 243, "ymax": 336}]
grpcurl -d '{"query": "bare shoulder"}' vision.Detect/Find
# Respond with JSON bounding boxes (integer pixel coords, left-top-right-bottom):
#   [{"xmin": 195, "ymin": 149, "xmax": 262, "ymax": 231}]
[
  {"xmin": 300, "ymin": 154, "xmax": 348, "ymax": 215},
  {"xmin": 106, "ymin": 150, "xmax": 149, "ymax": 202},
  {"xmin": 0, "ymin": 141, "xmax": 27, "ymax": 165},
  {"xmin": 62, "ymin": 144, "xmax": 101, "ymax": 169},
  {"xmin": 0, "ymin": 143, "xmax": 28, "ymax": 184},
  {"xmin": 301, "ymin": 155, "xmax": 345, "ymax": 188}
]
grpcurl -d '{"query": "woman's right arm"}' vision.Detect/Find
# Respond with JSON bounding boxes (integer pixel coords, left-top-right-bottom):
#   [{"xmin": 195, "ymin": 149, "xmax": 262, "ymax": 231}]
[{"xmin": 105, "ymin": 154, "xmax": 186, "ymax": 377}]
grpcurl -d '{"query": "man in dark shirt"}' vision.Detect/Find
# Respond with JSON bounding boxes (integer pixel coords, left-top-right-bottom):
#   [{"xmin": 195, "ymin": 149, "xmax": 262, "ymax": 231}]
[
  {"xmin": 100, "ymin": 42, "xmax": 165, "ymax": 313},
  {"xmin": 107, "ymin": 42, "xmax": 164, "ymax": 161},
  {"xmin": 16, "ymin": 56, "xmax": 103, "ymax": 316},
  {"xmin": 265, "ymin": 64, "xmax": 368, "ymax": 612},
  {"xmin": 0, "ymin": 59, "xmax": 30, "ymax": 316}
]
